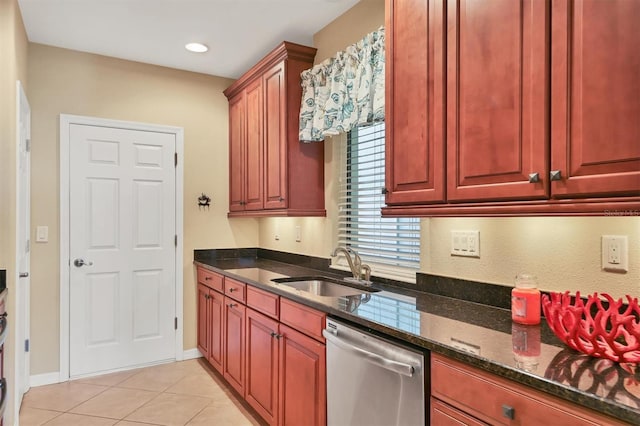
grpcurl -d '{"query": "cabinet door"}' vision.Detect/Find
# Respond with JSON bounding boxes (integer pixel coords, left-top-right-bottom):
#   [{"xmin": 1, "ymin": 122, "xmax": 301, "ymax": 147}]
[
  {"xmin": 196, "ymin": 284, "xmax": 210, "ymax": 359},
  {"xmin": 246, "ymin": 309, "xmax": 280, "ymax": 425},
  {"xmin": 263, "ymin": 63, "xmax": 288, "ymax": 210},
  {"xmin": 245, "ymin": 79, "xmax": 265, "ymax": 210},
  {"xmin": 551, "ymin": 0, "xmax": 640, "ymax": 198},
  {"xmin": 208, "ymin": 290, "xmax": 224, "ymax": 374},
  {"xmin": 431, "ymin": 398, "xmax": 487, "ymax": 426},
  {"xmin": 385, "ymin": 0, "xmax": 446, "ymax": 205},
  {"xmin": 224, "ymin": 297, "xmax": 246, "ymax": 395},
  {"xmin": 278, "ymin": 324, "xmax": 326, "ymax": 426},
  {"xmin": 446, "ymin": 0, "xmax": 549, "ymax": 202},
  {"xmin": 229, "ymin": 94, "xmax": 246, "ymax": 211}
]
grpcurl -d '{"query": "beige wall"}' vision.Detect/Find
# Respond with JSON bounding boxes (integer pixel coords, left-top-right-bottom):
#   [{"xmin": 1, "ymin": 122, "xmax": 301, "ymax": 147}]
[
  {"xmin": 0, "ymin": 0, "xmax": 29, "ymax": 423},
  {"xmin": 422, "ymin": 217, "xmax": 640, "ymax": 299},
  {"xmin": 27, "ymin": 44, "xmax": 259, "ymax": 375}
]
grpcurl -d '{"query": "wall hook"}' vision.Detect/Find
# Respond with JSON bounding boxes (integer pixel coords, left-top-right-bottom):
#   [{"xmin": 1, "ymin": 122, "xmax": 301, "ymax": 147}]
[{"xmin": 198, "ymin": 193, "xmax": 211, "ymax": 209}]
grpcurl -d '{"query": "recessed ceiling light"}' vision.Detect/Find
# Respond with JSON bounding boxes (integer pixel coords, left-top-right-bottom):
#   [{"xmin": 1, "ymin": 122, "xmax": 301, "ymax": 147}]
[{"xmin": 185, "ymin": 42, "xmax": 208, "ymax": 53}]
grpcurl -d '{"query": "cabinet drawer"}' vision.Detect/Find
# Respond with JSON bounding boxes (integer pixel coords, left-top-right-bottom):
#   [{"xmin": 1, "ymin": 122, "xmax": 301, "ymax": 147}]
[
  {"xmin": 197, "ymin": 268, "xmax": 224, "ymax": 292},
  {"xmin": 246, "ymin": 285, "xmax": 279, "ymax": 319},
  {"xmin": 280, "ymin": 298, "xmax": 325, "ymax": 342},
  {"xmin": 431, "ymin": 397, "xmax": 487, "ymax": 426},
  {"xmin": 224, "ymin": 278, "xmax": 246, "ymax": 303},
  {"xmin": 431, "ymin": 354, "xmax": 623, "ymax": 425}
]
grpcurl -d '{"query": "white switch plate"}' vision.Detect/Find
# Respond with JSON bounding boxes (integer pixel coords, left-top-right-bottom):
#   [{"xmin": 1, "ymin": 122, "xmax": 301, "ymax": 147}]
[
  {"xmin": 295, "ymin": 226, "xmax": 301, "ymax": 242},
  {"xmin": 602, "ymin": 235, "xmax": 628, "ymax": 272},
  {"xmin": 36, "ymin": 225, "xmax": 49, "ymax": 243},
  {"xmin": 451, "ymin": 230, "xmax": 480, "ymax": 257}
]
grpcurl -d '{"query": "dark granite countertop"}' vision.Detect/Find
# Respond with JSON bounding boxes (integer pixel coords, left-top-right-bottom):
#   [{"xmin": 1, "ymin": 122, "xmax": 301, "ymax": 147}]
[{"xmin": 194, "ymin": 249, "xmax": 640, "ymax": 424}]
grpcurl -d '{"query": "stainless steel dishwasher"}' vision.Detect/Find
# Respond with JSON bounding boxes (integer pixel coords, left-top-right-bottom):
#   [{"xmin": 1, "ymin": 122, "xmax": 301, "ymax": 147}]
[{"xmin": 323, "ymin": 318, "xmax": 425, "ymax": 426}]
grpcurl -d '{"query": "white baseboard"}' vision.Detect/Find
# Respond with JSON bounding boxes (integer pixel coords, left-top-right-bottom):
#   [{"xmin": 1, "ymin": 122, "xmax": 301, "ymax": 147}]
[
  {"xmin": 30, "ymin": 372, "xmax": 62, "ymax": 387},
  {"xmin": 182, "ymin": 348, "xmax": 203, "ymax": 360}
]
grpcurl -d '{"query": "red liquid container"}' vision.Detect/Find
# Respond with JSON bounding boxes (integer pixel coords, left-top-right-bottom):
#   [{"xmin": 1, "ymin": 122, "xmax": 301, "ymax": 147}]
[{"xmin": 511, "ymin": 274, "xmax": 541, "ymax": 325}]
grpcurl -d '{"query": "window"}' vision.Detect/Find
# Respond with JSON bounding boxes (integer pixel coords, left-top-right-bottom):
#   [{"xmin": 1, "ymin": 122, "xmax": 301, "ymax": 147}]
[{"xmin": 337, "ymin": 123, "xmax": 420, "ymax": 276}]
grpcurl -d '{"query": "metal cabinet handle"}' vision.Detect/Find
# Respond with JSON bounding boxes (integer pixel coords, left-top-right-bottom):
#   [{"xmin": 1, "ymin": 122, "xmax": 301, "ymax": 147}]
[
  {"xmin": 73, "ymin": 258, "xmax": 93, "ymax": 267},
  {"xmin": 228, "ymin": 303, "xmax": 237, "ymax": 308},
  {"xmin": 204, "ymin": 276, "xmax": 212, "ymax": 281},
  {"xmin": 528, "ymin": 173, "xmax": 540, "ymax": 183},
  {"xmin": 279, "ymin": 197, "xmax": 285, "ymax": 202},
  {"xmin": 270, "ymin": 332, "xmax": 282, "ymax": 340},
  {"xmin": 229, "ymin": 287, "xmax": 236, "ymax": 292},
  {"xmin": 502, "ymin": 404, "xmax": 515, "ymax": 420},
  {"xmin": 550, "ymin": 170, "xmax": 562, "ymax": 181}
]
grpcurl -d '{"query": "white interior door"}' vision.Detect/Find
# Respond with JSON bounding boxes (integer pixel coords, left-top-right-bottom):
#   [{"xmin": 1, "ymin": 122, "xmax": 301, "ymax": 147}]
[
  {"xmin": 69, "ymin": 123, "xmax": 176, "ymax": 377},
  {"xmin": 15, "ymin": 80, "xmax": 31, "ymax": 411}
]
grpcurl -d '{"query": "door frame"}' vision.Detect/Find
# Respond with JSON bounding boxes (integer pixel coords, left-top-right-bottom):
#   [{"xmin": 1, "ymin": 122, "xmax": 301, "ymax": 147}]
[
  {"xmin": 59, "ymin": 114, "xmax": 184, "ymax": 381},
  {"xmin": 15, "ymin": 79, "xmax": 31, "ymax": 415}
]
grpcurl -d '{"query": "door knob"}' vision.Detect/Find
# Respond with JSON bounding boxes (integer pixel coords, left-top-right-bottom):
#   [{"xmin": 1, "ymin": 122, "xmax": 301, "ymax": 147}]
[{"xmin": 73, "ymin": 258, "xmax": 93, "ymax": 267}]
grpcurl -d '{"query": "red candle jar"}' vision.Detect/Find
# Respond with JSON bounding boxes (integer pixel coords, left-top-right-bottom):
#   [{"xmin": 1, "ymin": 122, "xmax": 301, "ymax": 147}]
[{"xmin": 511, "ymin": 273, "xmax": 541, "ymax": 325}]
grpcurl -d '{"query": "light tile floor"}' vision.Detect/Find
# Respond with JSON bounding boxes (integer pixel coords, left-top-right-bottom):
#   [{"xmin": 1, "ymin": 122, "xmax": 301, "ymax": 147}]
[{"xmin": 19, "ymin": 359, "xmax": 264, "ymax": 426}]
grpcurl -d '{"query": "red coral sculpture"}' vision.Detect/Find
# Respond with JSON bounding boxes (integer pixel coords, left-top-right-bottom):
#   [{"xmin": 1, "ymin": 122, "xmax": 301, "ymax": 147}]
[{"xmin": 541, "ymin": 292, "xmax": 640, "ymax": 363}]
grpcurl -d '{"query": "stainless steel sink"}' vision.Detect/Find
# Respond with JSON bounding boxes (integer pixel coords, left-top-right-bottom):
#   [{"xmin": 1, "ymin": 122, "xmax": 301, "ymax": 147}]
[{"xmin": 272, "ymin": 276, "xmax": 379, "ymax": 297}]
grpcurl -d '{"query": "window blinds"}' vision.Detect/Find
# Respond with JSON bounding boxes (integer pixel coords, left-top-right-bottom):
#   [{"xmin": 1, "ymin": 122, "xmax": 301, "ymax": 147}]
[{"xmin": 337, "ymin": 123, "xmax": 420, "ymax": 271}]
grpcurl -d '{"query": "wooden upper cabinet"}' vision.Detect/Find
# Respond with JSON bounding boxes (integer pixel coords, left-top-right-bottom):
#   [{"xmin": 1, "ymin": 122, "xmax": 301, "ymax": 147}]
[
  {"xmin": 263, "ymin": 62, "xmax": 287, "ymax": 210},
  {"xmin": 383, "ymin": 0, "xmax": 639, "ymax": 216},
  {"xmin": 245, "ymin": 78, "xmax": 265, "ymax": 210},
  {"xmin": 224, "ymin": 42, "xmax": 325, "ymax": 217},
  {"xmin": 446, "ymin": 0, "xmax": 549, "ymax": 202},
  {"xmin": 551, "ymin": 0, "xmax": 640, "ymax": 198},
  {"xmin": 385, "ymin": 0, "xmax": 446, "ymax": 205},
  {"xmin": 228, "ymin": 94, "xmax": 246, "ymax": 212}
]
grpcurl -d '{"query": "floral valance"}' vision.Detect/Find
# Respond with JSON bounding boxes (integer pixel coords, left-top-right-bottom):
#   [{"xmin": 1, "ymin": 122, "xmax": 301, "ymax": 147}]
[{"xmin": 299, "ymin": 26, "xmax": 385, "ymax": 142}]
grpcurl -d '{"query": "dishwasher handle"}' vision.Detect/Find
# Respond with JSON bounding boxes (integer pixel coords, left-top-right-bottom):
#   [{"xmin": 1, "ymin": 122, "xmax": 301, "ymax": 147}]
[{"xmin": 323, "ymin": 328, "xmax": 415, "ymax": 377}]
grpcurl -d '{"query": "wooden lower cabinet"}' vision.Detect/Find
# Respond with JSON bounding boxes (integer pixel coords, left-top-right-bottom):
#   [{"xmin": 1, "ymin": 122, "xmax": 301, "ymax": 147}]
[
  {"xmin": 196, "ymin": 267, "xmax": 326, "ymax": 426},
  {"xmin": 279, "ymin": 324, "xmax": 326, "ymax": 426},
  {"xmin": 431, "ymin": 398, "xmax": 486, "ymax": 426},
  {"xmin": 245, "ymin": 309, "xmax": 280, "ymax": 425},
  {"xmin": 223, "ymin": 297, "xmax": 246, "ymax": 395},
  {"xmin": 431, "ymin": 354, "xmax": 625, "ymax": 425},
  {"xmin": 197, "ymin": 282, "xmax": 224, "ymax": 374}
]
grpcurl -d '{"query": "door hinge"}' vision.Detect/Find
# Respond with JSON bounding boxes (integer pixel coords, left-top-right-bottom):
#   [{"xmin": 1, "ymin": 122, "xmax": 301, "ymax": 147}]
[
  {"xmin": 174, "ymin": 317, "xmax": 178, "ymax": 330},
  {"xmin": 25, "ymin": 339, "xmax": 30, "ymax": 352},
  {"xmin": 25, "ymin": 138, "xmax": 31, "ymax": 152},
  {"xmin": 175, "ymin": 235, "xmax": 178, "ymax": 247},
  {"xmin": 174, "ymin": 152, "xmax": 178, "ymax": 167}
]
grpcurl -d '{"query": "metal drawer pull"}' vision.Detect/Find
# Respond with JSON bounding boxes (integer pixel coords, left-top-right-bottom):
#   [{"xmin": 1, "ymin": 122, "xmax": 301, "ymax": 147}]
[
  {"xmin": 270, "ymin": 332, "xmax": 282, "ymax": 339},
  {"xmin": 204, "ymin": 276, "xmax": 212, "ymax": 281},
  {"xmin": 322, "ymin": 329, "xmax": 415, "ymax": 377},
  {"xmin": 528, "ymin": 173, "xmax": 540, "ymax": 183},
  {"xmin": 502, "ymin": 404, "xmax": 515, "ymax": 420},
  {"xmin": 228, "ymin": 303, "xmax": 237, "ymax": 308},
  {"xmin": 229, "ymin": 288, "xmax": 236, "ymax": 292}
]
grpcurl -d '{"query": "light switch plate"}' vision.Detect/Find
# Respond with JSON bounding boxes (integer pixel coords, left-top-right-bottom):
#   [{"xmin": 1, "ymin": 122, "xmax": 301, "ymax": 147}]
[
  {"xmin": 602, "ymin": 235, "xmax": 628, "ymax": 272},
  {"xmin": 36, "ymin": 225, "xmax": 48, "ymax": 243},
  {"xmin": 451, "ymin": 230, "xmax": 480, "ymax": 257}
]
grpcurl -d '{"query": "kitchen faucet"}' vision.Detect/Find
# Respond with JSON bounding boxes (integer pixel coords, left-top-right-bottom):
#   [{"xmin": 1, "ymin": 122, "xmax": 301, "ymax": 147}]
[{"xmin": 331, "ymin": 247, "xmax": 372, "ymax": 284}]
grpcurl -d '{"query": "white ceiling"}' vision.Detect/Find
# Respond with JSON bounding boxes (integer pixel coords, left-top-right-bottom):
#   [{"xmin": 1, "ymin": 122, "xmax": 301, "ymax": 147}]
[{"xmin": 18, "ymin": 0, "xmax": 360, "ymax": 79}]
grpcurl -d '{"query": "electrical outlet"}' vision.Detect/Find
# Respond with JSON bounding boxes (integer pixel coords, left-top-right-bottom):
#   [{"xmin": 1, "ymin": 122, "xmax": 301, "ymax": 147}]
[
  {"xmin": 602, "ymin": 235, "xmax": 628, "ymax": 272},
  {"xmin": 451, "ymin": 230, "xmax": 480, "ymax": 257}
]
